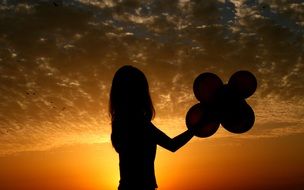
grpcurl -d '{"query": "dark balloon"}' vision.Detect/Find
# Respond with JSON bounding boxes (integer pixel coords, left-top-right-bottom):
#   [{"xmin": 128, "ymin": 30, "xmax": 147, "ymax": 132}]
[
  {"xmin": 220, "ymin": 100, "xmax": 255, "ymax": 134},
  {"xmin": 186, "ymin": 103, "xmax": 220, "ymax": 138},
  {"xmin": 215, "ymin": 84, "xmax": 240, "ymax": 106},
  {"xmin": 193, "ymin": 72, "xmax": 223, "ymax": 104},
  {"xmin": 228, "ymin": 70, "xmax": 257, "ymax": 99},
  {"xmin": 188, "ymin": 71, "xmax": 256, "ymax": 135}
]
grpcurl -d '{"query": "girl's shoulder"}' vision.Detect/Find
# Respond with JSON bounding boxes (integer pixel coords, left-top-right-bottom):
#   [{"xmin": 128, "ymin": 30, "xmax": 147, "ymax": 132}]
[{"xmin": 145, "ymin": 120, "xmax": 160, "ymax": 135}]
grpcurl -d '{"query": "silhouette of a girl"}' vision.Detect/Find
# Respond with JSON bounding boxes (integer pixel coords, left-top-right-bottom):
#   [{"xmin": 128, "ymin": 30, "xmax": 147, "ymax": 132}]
[{"xmin": 109, "ymin": 65, "xmax": 195, "ymax": 190}]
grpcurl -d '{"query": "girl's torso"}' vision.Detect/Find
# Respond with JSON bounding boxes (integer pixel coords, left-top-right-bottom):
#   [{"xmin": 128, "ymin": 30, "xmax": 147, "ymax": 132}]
[{"xmin": 113, "ymin": 118, "xmax": 158, "ymax": 189}]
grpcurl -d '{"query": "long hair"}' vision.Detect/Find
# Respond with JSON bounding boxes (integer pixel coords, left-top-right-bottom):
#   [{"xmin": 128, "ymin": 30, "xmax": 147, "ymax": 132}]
[{"xmin": 109, "ymin": 65, "xmax": 155, "ymax": 151}]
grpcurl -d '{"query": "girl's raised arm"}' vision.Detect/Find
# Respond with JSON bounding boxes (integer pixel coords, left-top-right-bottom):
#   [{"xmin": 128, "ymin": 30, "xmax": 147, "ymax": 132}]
[{"xmin": 150, "ymin": 123, "xmax": 194, "ymax": 152}]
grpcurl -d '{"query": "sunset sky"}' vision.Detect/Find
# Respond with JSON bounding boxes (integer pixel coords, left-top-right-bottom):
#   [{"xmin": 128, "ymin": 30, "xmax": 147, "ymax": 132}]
[{"xmin": 0, "ymin": 0, "xmax": 304, "ymax": 189}]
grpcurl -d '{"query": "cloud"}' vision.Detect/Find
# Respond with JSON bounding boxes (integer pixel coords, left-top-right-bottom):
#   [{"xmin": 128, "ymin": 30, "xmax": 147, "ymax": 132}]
[{"xmin": 0, "ymin": 0, "xmax": 303, "ymax": 155}]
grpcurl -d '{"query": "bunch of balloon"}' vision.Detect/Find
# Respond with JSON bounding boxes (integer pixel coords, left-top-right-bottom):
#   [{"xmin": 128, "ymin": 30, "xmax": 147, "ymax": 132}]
[{"xmin": 186, "ymin": 71, "xmax": 257, "ymax": 137}]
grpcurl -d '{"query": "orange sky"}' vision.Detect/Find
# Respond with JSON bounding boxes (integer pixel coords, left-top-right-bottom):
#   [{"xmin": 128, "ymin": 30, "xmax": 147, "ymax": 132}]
[
  {"xmin": 1, "ymin": 133, "xmax": 304, "ymax": 190},
  {"xmin": 0, "ymin": 0, "xmax": 304, "ymax": 190}
]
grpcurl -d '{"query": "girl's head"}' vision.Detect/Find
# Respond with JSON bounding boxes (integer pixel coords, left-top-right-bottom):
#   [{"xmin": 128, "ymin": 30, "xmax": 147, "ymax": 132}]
[{"xmin": 109, "ymin": 65, "xmax": 155, "ymax": 122}]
